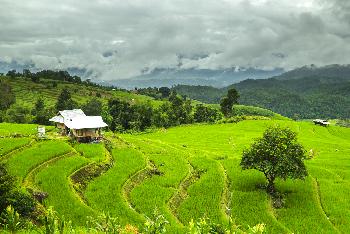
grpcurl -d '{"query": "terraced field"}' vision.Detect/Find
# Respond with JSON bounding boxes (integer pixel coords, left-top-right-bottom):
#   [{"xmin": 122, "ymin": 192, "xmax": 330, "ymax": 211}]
[
  {"xmin": 1, "ymin": 120, "xmax": 350, "ymax": 233},
  {"xmin": 1, "ymin": 76, "xmax": 162, "ymax": 109}
]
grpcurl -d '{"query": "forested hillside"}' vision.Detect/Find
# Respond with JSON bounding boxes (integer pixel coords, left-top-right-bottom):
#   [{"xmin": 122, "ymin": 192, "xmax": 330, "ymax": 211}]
[{"xmin": 173, "ymin": 65, "xmax": 350, "ymax": 119}]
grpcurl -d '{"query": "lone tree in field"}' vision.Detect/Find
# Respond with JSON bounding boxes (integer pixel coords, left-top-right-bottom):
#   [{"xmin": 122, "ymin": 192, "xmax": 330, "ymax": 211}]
[
  {"xmin": 240, "ymin": 126, "xmax": 308, "ymax": 194},
  {"xmin": 220, "ymin": 88, "xmax": 239, "ymax": 117}
]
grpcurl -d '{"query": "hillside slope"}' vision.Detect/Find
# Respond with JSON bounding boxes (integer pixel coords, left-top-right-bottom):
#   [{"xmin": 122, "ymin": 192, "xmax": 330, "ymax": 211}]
[
  {"xmin": 173, "ymin": 64, "xmax": 350, "ymax": 119},
  {"xmin": 0, "ymin": 75, "xmax": 162, "ymax": 110},
  {"xmin": 1, "ymin": 120, "xmax": 350, "ymax": 233}
]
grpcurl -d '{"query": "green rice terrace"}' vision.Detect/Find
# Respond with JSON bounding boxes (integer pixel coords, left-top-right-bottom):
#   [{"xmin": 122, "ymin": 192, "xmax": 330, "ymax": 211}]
[{"xmin": 0, "ymin": 120, "xmax": 349, "ymax": 233}]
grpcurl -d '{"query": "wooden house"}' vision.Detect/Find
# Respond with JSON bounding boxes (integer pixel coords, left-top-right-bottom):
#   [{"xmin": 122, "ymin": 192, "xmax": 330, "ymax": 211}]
[
  {"xmin": 50, "ymin": 109, "xmax": 108, "ymax": 142},
  {"xmin": 64, "ymin": 116, "xmax": 108, "ymax": 142},
  {"xmin": 49, "ymin": 109, "xmax": 86, "ymax": 135}
]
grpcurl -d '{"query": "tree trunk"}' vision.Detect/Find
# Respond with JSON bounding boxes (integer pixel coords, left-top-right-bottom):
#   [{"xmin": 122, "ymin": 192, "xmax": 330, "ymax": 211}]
[{"xmin": 266, "ymin": 177, "xmax": 276, "ymax": 195}]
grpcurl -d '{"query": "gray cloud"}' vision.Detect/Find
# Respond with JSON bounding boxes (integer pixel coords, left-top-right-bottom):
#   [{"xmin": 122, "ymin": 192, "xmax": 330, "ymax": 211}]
[{"xmin": 1, "ymin": 0, "xmax": 350, "ymax": 80}]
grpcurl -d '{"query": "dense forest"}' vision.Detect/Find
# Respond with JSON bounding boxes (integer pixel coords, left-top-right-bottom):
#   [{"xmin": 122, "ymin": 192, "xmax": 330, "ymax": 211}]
[{"xmin": 173, "ymin": 65, "xmax": 350, "ymax": 119}]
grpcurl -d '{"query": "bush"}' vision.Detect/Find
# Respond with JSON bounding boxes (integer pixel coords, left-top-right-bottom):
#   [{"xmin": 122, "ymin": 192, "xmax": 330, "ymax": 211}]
[
  {"xmin": 6, "ymin": 191, "xmax": 35, "ymax": 218},
  {"xmin": 3, "ymin": 105, "xmax": 33, "ymax": 124},
  {"xmin": 194, "ymin": 104, "xmax": 222, "ymax": 123}
]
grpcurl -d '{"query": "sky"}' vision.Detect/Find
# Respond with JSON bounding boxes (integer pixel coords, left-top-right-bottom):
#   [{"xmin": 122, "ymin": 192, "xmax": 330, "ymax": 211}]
[{"xmin": 1, "ymin": 0, "xmax": 350, "ymax": 80}]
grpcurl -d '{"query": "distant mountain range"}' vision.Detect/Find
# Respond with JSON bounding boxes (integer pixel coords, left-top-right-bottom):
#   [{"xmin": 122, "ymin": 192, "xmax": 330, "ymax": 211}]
[
  {"xmin": 102, "ymin": 67, "xmax": 284, "ymax": 89},
  {"xmin": 173, "ymin": 64, "xmax": 350, "ymax": 119},
  {"xmin": 0, "ymin": 60, "xmax": 284, "ymax": 88}
]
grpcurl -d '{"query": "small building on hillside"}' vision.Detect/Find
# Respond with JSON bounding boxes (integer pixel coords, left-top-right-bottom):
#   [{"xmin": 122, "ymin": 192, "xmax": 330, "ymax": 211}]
[
  {"xmin": 49, "ymin": 109, "xmax": 86, "ymax": 135},
  {"xmin": 49, "ymin": 109, "xmax": 108, "ymax": 142},
  {"xmin": 64, "ymin": 116, "xmax": 108, "ymax": 142},
  {"xmin": 313, "ymin": 119, "xmax": 330, "ymax": 127}
]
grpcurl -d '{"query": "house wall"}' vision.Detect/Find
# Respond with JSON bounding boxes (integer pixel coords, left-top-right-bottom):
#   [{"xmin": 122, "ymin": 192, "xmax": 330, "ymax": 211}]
[{"xmin": 72, "ymin": 128, "xmax": 102, "ymax": 138}]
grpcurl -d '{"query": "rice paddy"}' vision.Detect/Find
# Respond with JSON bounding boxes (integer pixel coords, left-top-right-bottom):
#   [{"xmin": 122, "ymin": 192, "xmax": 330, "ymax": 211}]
[{"xmin": 1, "ymin": 120, "xmax": 350, "ymax": 233}]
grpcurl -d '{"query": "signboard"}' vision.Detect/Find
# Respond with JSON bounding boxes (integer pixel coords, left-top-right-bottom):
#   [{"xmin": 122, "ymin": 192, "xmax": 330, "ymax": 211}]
[{"xmin": 37, "ymin": 126, "xmax": 46, "ymax": 138}]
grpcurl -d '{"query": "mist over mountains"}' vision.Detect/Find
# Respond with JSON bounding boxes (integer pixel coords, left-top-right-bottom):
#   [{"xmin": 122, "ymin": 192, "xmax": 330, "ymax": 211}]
[
  {"xmin": 104, "ymin": 67, "xmax": 284, "ymax": 89},
  {"xmin": 173, "ymin": 64, "xmax": 350, "ymax": 119}
]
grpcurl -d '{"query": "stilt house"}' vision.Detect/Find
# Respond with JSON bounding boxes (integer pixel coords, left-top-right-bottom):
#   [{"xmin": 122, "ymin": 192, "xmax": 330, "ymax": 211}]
[{"xmin": 49, "ymin": 109, "xmax": 108, "ymax": 142}]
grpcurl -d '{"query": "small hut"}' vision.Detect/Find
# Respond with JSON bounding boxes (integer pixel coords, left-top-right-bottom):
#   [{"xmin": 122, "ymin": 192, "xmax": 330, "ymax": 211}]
[
  {"xmin": 49, "ymin": 109, "xmax": 86, "ymax": 135},
  {"xmin": 64, "ymin": 116, "xmax": 108, "ymax": 142},
  {"xmin": 49, "ymin": 109, "xmax": 108, "ymax": 142},
  {"xmin": 313, "ymin": 119, "xmax": 330, "ymax": 127}
]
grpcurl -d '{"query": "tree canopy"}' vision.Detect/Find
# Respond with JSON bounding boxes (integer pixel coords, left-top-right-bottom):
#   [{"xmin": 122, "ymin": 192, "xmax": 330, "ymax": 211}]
[
  {"xmin": 220, "ymin": 88, "xmax": 239, "ymax": 117},
  {"xmin": 240, "ymin": 126, "xmax": 308, "ymax": 194},
  {"xmin": 55, "ymin": 88, "xmax": 77, "ymax": 111}
]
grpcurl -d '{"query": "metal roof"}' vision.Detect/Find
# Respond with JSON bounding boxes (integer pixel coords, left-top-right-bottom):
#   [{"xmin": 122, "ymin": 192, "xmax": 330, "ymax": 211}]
[
  {"xmin": 64, "ymin": 116, "xmax": 108, "ymax": 129},
  {"xmin": 50, "ymin": 109, "xmax": 86, "ymax": 123}
]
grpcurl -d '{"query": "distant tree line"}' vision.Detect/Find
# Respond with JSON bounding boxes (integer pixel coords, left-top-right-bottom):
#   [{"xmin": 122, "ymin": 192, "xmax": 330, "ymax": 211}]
[
  {"xmin": 6, "ymin": 69, "xmax": 82, "ymax": 84},
  {"xmin": 133, "ymin": 86, "xmax": 171, "ymax": 100},
  {"xmin": 4, "ymin": 69, "xmax": 125, "ymax": 92},
  {"xmin": 1, "ymin": 70, "xmax": 242, "ymax": 130},
  {"xmin": 106, "ymin": 91, "xmax": 223, "ymax": 132},
  {"xmin": 173, "ymin": 76, "xmax": 350, "ymax": 120}
]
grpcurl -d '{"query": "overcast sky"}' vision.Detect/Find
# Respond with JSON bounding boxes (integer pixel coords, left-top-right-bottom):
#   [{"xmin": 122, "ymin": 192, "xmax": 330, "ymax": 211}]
[{"xmin": 1, "ymin": 0, "xmax": 350, "ymax": 80}]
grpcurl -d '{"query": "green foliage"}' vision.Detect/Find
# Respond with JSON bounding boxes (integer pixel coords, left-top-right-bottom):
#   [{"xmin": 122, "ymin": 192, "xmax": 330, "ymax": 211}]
[
  {"xmin": 167, "ymin": 92, "xmax": 193, "ymax": 125},
  {"xmin": 0, "ymin": 81, "xmax": 16, "ymax": 111},
  {"xmin": 0, "ymin": 206, "xmax": 22, "ymax": 233},
  {"xmin": 108, "ymin": 98, "xmax": 130, "ymax": 131},
  {"xmin": 107, "ymin": 95, "xmax": 194, "ymax": 132},
  {"xmin": 336, "ymin": 119, "xmax": 350, "ymax": 128},
  {"xmin": 173, "ymin": 76, "xmax": 350, "ymax": 119},
  {"xmin": 0, "ymin": 164, "xmax": 16, "ymax": 213},
  {"xmin": 220, "ymin": 88, "xmax": 239, "ymax": 117},
  {"xmin": 41, "ymin": 207, "xmax": 73, "ymax": 234},
  {"xmin": 172, "ymin": 85, "xmax": 223, "ymax": 103},
  {"xmin": 240, "ymin": 126, "xmax": 308, "ymax": 194},
  {"xmin": 3, "ymin": 104, "xmax": 33, "ymax": 124},
  {"xmin": 55, "ymin": 88, "xmax": 78, "ymax": 111},
  {"xmin": 82, "ymin": 98, "xmax": 103, "ymax": 116},
  {"xmin": 143, "ymin": 209, "xmax": 169, "ymax": 234},
  {"xmin": 188, "ymin": 217, "xmax": 265, "ymax": 234},
  {"xmin": 194, "ymin": 104, "xmax": 222, "ymax": 123},
  {"xmin": 159, "ymin": 87, "xmax": 171, "ymax": 98},
  {"xmin": 6, "ymin": 190, "xmax": 35, "ymax": 217},
  {"xmin": 32, "ymin": 97, "xmax": 54, "ymax": 125},
  {"xmin": 0, "ymin": 164, "xmax": 35, "ymax": 218},
  {"xmin": 87, "ymin": 212, "xmax": 121, "ymax": 233}
]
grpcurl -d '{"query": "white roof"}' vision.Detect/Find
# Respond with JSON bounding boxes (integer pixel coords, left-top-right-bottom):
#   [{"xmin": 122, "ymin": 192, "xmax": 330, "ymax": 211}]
[
  {"xmin": 313, "ymin": 119, "xmax": 330, "ymax": 125},
  {"xmin": 64, "ymin": 116, "xmax": 108, "ymax": 129},
  {"xmin": 50, "ymin": 109, "xmax": 86, "ymax": 123},
  {"xmin": 59, "ymin": 109, "xmax": 86, "ymax": 120},
  {"xmin": 49, "ymin": 115, "xmax": 64, "ymax": 123}
]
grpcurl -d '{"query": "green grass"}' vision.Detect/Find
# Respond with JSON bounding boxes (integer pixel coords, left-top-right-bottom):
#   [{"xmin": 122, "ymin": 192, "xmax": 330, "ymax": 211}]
[
  {"xmin": 0, "ymin": 138, "xmax": 31, "ymax": 156},
  {"xmin": 5, "ymin": 140, "xmax": 72, "ymax": 180},
  {"xmin": 223, "ymin": 158, "xmax": 291, "ymax": 233},
  {"xmin": 34, "ymin": 154, "xmax": 96, "ymax": 225},
  {"xmin": 232, "ymin": 105, "xmax": 289, "ymax": 120},
  {"xmin": 3, "ymin": 120, "xmax": 350, "ymax": 233},
  {"xmin": 85, "ymin": 147, "xmax": 146, "ymax": 226},
  {"xmin": 122, "ymin": 138, "xmax": 189, "ymax": 232},
  {"xmin": 1, "ymin": 76, "xmax": 162, "ymax": 109},
  {"xmin": 177, "ymin": 157, "xmax": 227, "ymax": 225},
  {"xmin": 74, "ymin": 143, "xmax": 106, "ymax": 162},
  {"xmin": 0, "ymin": 123, "xmax": 49, "ymax": 136}
]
